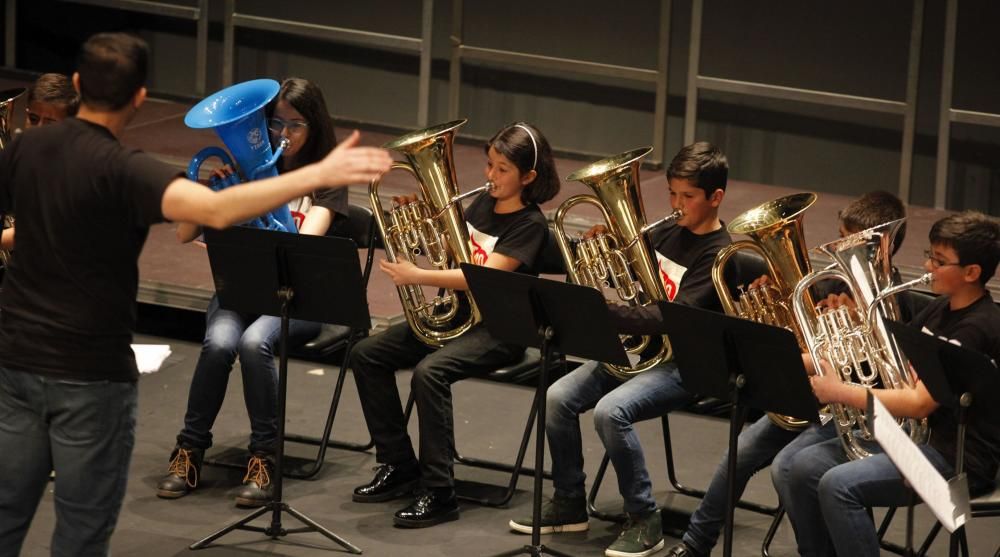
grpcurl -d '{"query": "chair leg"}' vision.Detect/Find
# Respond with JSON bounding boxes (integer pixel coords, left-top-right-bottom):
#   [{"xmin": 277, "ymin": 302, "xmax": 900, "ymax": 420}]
[
  {"xmin": 662, "ymin": 413, "xmax": 777, "ymax": 515},
  {"xmin": 283, "ymin": 338, "xmax": 375, "ymax": 479},
  {"xmin": 761, "ymin": 506, "xmax": 784, "ymax": 557},
  {"xmin": 586, "ymin": 453, "xmax": 620, "ymax": 522},
  {"xmin": 877, "ymin": 505, "xmax": 942, "ymax": 557}
]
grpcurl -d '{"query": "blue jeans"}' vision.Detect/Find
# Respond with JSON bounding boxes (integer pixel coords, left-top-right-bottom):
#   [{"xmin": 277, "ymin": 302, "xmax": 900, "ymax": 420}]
[
  {"xmin": 770, "ymin": 420, "xmax": 838, "ymax": 530},
  {"xmin": 682, "ymin": 415, "xmax": 801, "ymax": 554},
  {"xmin": 178, "ymin": 295, "xmax": 320, "ymax": 454},
  {"xmin": 546, "ymin": 359, "xmax": 696, "ymax": 514},
  {"xmin": 781, "ymin": 435, "xmax": 954, "ymax": 557},
  {"xmin": 0, "ymin": 366, "xmax": 137, "ymax": 557}
]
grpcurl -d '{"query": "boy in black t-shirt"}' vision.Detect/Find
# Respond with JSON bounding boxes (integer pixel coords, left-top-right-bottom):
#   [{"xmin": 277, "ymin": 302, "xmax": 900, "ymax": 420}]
[
  {"xmin": 508, "ymin": 142, "xmax": 731, "ymax": 557},
  {"xmin": 349, "ymin": 123, "xmax": 560, "ymax": 528},
  {"xmin": 778, "ymin": 211, "xmax": 1000, "ymax": 557},
  {"xmin": 0, "ymin": 33, "xmax": 391, "ymax": 555},
  {"xmin": 667, "ymin": 190, "xmax": 909, "ymax": 557}
]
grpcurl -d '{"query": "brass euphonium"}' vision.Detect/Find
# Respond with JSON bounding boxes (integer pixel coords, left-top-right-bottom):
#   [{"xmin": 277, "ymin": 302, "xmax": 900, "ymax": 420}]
[
  {"xmin": 711, "ymin": 193, "xmax": 817, "ymax": 431},
  {"xmin": 791, "ymin": 218, "xmax": 930, "ymax": 460},
  {"xmin": 0, "ymin": 87, "xmax": 26, "ymax": 268},
  {"xmin": 369, "ymin": 119, "xmax": 488, "ymax": 347},
  {"xmin": 553, "ymin": 147, "xmax": 679, "ymax": 381}
]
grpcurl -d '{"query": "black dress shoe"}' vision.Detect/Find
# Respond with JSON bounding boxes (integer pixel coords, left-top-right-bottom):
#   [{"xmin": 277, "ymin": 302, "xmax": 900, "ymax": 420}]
[
  {"xmin": 352, "ymin": 463, "xmax": 420, "ymax": 503},
  {"xmin": 393, "ymin": 490, "xmax": 459, "ymax": 528},
  {"xmin": 665, "ymin": 541, "xmax": 707, "ymax": 557}
]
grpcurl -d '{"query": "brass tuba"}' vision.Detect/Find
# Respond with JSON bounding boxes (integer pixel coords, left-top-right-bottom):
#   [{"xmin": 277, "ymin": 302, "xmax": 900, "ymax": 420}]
[
  {"xmin": 0, "ymin": 87, "xmax": 26, "ymax": 268},
  {"xmin": 553, "ymin": 147, "xmax": 680, "ymax": 381},
  {"xmin": 791, "ymin": 219, "xmax": 930, "ymax": 460},
  {"xmin": 710, "ymin": 193, "xmax": 817, "ymax": 430},
  {"xmin": 369, "ymin": 119, "xmax": 488, "ymax": 347}
]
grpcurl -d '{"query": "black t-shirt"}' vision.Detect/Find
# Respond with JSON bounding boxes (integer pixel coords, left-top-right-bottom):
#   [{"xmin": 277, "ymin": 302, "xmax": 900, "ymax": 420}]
[
  {"xmin": 909, "ymin": 295, "xmax": 1000, "ymax": 487},
  {"xmin": 609, "ymin": 221, "xmax": 732, "ymax": 333},
  {"xmin": 313, "ymin": 186, "xmax": 348, "ymax": 219},
  {"xmin": 0, "ymin": 118, "xmax": 178, "ymax": 382},
  {"xmin": 463, "ymin": 192, "xmax": 547, "ymax": 275}
]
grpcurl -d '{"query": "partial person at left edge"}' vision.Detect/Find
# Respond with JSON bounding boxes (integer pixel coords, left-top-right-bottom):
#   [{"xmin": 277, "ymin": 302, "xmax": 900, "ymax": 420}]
[{"xmin": 0, "ymin": 32, "xmax": 390, "ymax": 557}]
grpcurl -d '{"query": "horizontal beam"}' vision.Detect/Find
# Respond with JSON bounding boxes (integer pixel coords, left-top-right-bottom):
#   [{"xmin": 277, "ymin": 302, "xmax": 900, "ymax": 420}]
[
  {"xmin": 950, "ymin": 108, "xmax": 1000, "ymax": 128},
  {"xmin": 697, "ymin": 75, "xmax": 906, "ymax": 115},
  {"xmin": 232, "ymin": 13, "xmax": 422, "ymax": 52},
  {"xmin": 459, "ymin": 45, "xmax": 658, "ymax": 83},
  {"xmin": 62, "ymin": 0, "xmax": 199, "ymax": 19}
]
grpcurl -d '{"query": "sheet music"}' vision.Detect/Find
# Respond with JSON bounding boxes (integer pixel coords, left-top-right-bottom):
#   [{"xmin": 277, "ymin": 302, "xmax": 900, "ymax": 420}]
[
  {"xmin": 132, "ymin": 344, "xmax": 172, "ymax": 374},
  {"xmin": 869, "ymin": 394, "xmax": 970, "ymax": 532}
]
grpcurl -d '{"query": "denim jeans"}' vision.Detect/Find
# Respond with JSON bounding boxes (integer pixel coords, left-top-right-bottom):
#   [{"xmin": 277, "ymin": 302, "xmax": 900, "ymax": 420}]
[
  {"xmin": 350, "ymin": 322, "xmax": 522, "ymax": 488},
  {"xmin": 780, "ymin": 435, "xmax": 954, "ymax": 557},
  {"xmin": 0, "ymin": 365, "xmax": 137, "ymax": 557},
  {"xmin": 769, "ymin": 420, "xmax": 838, "ymax": 529},
  {"xmin": 546, "ymin": 359, "xmax": 696, "ymax": 514},
  {"xmin": 178, "ymin": 295, "xmax": 320, "ymax": 455},
  {"xmin": 682, "ymin": 414, "xmax": 801, "ymax": 554}
]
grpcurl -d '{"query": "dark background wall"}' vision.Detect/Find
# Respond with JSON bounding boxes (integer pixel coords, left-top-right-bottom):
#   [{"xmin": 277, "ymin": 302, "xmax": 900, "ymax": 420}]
[{"xmin": 6, "ymin": 0, "xmax": 999, "ymax": 213}]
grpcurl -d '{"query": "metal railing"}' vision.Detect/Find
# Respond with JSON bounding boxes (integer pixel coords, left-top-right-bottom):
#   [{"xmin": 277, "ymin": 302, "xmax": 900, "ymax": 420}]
[
  {"xmin": 683, "ymin": 0, "xmax": 925, "ymax": 203},
  {"xmin": 933, "ymin": 0, "xmax": 1000, "ymax": 210},
  {"xmin": 222, "ymin": 0, "xmax": 434, "ymax": 127},
  {"xmin": 56, "ymin": 0, "xmax": 208, "ymax": 96},
  {"xmin": 447, "ymin": 0, "xmax": 674, "ymax": 165}
]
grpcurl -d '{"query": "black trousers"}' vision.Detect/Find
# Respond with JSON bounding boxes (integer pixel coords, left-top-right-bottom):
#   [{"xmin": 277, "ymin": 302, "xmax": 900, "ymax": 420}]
[{"xmin": 350, "ymin": 322, "xmax": 523, "ymax": 488}]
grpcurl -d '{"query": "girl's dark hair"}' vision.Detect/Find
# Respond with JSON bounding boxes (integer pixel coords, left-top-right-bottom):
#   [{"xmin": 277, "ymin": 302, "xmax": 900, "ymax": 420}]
[
  {"xmin": 485, "ymin": 122, "xmax": 560, "ymax": 205},
  {"xmin": 929, "ymin": 211, "xmax": 1000, "ymax": 286},
  {"xmin": 266, "ymin": 77, "xmax": 337, "ymax": 169},
  {"xmin": 28, "ymin": 73, "xmax": 80, "ymax": 116},
  {"xmin": 76, "ymin": 32, "xmax": 148, "ymax": 111}
]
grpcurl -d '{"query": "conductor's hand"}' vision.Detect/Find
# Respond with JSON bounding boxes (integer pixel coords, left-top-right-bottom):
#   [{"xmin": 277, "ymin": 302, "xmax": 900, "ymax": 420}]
[
  {"xmin": 317, "ymin": 130, "xmax": 393, "ymax": 187},
  {"xmin": 583, "ymin": 224, "xmax": 608, "ymax": 239},
  {"xmin": 380, "ymin": 259, "xmax": 423, "ymax": 286}
]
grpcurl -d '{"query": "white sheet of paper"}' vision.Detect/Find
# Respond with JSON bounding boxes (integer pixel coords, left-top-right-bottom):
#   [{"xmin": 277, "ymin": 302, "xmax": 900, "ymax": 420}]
[
  {"xmin": 132, "ymin": 344, "xmax": 172, "ymax": 374},
  {"xmin": 870, "ymin": 394, "xmax": 970, "ymax": 532}
]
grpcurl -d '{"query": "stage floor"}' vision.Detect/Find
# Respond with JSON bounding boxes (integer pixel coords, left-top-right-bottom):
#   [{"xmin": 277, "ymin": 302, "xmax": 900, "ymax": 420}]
[{"xmin": 17, "ymin": 333, "xmax": 1000, "ymax": 556}]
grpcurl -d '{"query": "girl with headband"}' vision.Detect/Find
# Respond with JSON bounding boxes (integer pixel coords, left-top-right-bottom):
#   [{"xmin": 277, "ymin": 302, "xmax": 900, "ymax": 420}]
[{"xmin": 349, "ymin": 122, "xmax": 560, "ymax": 528}]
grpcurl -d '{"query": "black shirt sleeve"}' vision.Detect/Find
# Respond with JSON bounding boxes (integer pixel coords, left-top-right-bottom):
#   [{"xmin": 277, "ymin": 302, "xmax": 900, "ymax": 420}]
[
  {"xmin": 118, "ymin": 151, "xmax": 180, "ymax": 227},
  {"xmin": 608, "ymin": 303, "xmax": 665, "ymax": 335},
  {"xmin": 493, "ymin": 211, "xmax": 546, "ymax": 268},
  {"xmin": 0, "ymin": 133, "xmax": 19, "ymax": 213},
  {"xmin": 313, "ymin": 186, "xmax": 349, "ymax": 218}
]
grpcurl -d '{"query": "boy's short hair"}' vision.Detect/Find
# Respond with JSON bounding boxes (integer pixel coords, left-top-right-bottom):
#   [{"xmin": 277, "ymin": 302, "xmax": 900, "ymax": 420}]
[
  {"xmin": 76, "ymin": 33, "xmax": 148, "ymax": 111},
  {"xmin": 666, "ymin": 142, "xmax": 728, "ymax": 198},
  {"xmin": 27, "ymin": 73, "xmax": 80, "ymax": 116},
  {"xmin": 929, "ymin": 211, "xmax": 1000, "ymax": 286},
  {"xmin": 838, "ymin": 190, "xmax": 906, "ymax": 255}
]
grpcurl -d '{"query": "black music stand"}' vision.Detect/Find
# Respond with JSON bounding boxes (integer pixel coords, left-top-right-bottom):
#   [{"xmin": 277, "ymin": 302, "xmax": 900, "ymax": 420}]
[
  {"xmin": 189, "ymin": 226, "xmax": 369, "ymax": 553},
  {"xmin": 657, "ymin": 302, "xmax": 821, "ymax": 557},
  {"xmin": 461, "ymin": 264, "xmax": 629, "ymax": 557},
  {"xmin": 885, "ymin": 320, "xmax": 1000, "ymax": 557}
]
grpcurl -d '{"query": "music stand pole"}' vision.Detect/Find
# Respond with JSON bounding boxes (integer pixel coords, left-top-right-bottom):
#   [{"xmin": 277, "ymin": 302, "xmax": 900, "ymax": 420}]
[
  {"xmin": 722, "ymin": 367, "xmax": 749, "ymax": 557},
  {"xmin": 190, "ymin": 286, "xmax": 361, "ymax": 553},
  {"xmin": 191, "ymin": 227, "xmax": 370, "ymax": 553}
]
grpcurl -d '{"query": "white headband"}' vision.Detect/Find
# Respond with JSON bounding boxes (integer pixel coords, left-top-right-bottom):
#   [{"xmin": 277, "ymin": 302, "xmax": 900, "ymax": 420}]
[{"xmin": 514, "ymin": 123, "xmax": 538, "ymax": 171}]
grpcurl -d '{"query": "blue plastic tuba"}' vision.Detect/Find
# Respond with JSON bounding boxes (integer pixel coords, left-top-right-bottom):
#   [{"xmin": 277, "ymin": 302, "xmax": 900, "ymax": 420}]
[{"xmin": 184, "ymin": 79, "xmax": 298, "ymax": 233}]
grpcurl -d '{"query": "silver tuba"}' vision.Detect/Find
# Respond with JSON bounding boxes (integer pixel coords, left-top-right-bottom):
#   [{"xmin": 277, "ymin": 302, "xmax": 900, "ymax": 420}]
[
  {"xmin": 792, "ymin": 219, "xmax": 930, "ymax": 460},
  {"xmin": 553, "ymin": 147, "xmax": 680, "ymax": 381},
  {"xmin": 369, "ymin": 119, "xmax": 489, "ymax": 347},
  {"xmin": 0, "ymin": 87, "xmax": 26, "ymax": 268}
]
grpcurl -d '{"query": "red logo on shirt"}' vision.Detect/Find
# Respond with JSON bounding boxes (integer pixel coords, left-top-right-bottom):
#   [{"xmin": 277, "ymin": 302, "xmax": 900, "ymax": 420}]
[
  {"xmin": 291, "ymin": 210, "xmax": 306, "ymax": 229},
  {"xmin": 470, "ymin": 233, "xmax": 489, "ymax": 265},
  {"xmin": 660, "ymin": 261, "xmax": 678, "ymax": 301}
]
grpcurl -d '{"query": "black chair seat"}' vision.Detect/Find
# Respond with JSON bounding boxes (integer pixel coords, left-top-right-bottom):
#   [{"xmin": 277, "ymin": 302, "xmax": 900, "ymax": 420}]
[{"xmin": 289, "ymin": 323, "xmax": 360, "ymax": 363}]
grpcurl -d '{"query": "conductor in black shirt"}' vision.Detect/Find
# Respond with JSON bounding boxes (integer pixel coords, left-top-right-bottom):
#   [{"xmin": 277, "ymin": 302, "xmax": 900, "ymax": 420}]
[{"xmin": 0, "ymin": 33, "xmax": 390, "ymax": 555}]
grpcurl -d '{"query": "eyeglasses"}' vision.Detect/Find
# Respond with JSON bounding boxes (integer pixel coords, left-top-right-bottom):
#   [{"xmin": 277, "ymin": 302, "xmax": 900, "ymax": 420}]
[
  {"xmin": 267, "ymin": 118, "xmax": 308, "ymax": 134},
  {"xmin": 25, "ymin": 110, "xmax": 60, "ymax": 127},
  {"xmin": 923, "ymin": 249, "xmax": 963, "ymax": 269}
]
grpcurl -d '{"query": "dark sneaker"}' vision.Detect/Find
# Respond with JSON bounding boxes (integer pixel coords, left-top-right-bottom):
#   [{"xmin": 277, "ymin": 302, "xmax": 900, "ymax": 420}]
[
  {"xmin": 605, "ymin": 509, "xmax": 664, "ymax": 557},
  {"xmin": 509, "ymin": 495, "xmax": 589, "ymax": 534},
  {"xmin": 156, "ymin": 446, "xmax": 204, "ymax": 499},
  {"xmin": 234, "ymin": 453, "xmax": 274, "ymax": 507},
  {"xmin": 393, "ymin": 489, "xmax": 460, "ymax": 528},
  {"xmin": 352, "ymin": 462, "xmax": 420, "ymax": 503},
  {"xmin": 665, "ymin": 541, "xmax": 707, "ymax": 557}
]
